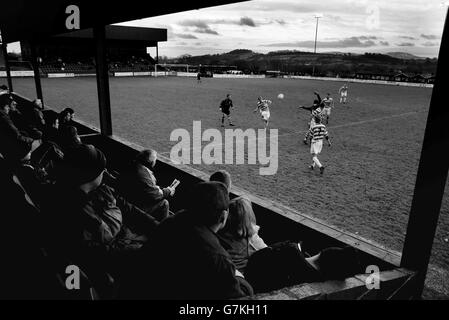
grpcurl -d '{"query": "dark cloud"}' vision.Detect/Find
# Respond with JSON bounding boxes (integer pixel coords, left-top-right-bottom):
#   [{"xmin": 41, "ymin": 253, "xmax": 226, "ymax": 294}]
[
  {"xmin": 421, "ymin": 34, "xmax": 439, "ymax": 40},
  {"xmin": 179, "ymin": 20, "xmax": 219, "ymax": 35},
  {"xmin": 240, "ymin": 17, "xmax": 257, "ymax": 27},
  {"xmin": 422, "ymin": 41, "xmax": 439, "ymax": 47},
  {"xmin": 396, "ymin": 42, "xmax": 415, "ymax": 47},
  {"xmin": 264, "ymin": 36, "xmax": 378, "ymax": 49},
  {"xmin": 275, "ymin": 19, "xmax": 287, "ymax": 26},
  {"xmin": 399, "ymin": 36, "xmax": 418, "ymax": 40},
  {"xmin": 358, "ymin": 36, "xmax": 378, "ymax": 40},
  {"xmin": 194, "ymin": 28, "xmax": 219, "ymax": 35},
  {"xmin": 380, "ymin": 41, "xmax": 390, "ymax": 46}
]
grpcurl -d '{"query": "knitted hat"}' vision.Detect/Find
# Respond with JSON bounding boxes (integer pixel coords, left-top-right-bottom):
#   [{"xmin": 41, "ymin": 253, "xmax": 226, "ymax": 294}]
[{"xmin": 63, "ymin": 144, "xmax": 106, "ymax": 185}]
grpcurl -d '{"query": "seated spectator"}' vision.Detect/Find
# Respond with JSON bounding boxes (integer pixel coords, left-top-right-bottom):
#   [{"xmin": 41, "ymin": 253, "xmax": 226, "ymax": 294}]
[
  {"xmin": 117, "ymin": 149, "xmax": 176, "ymax": 222},
  {"xmin": 0, "ymin": 92, "xmax": 39, "ymax": 161},
  {"xmin": 42, "ymin": 110, "xmax": 60, "ymax": 144},
  {"xmin": 210, "ymin": 170, "xmax": 232, "ymax": 190},
  {"xmin": 58, "ymin": 125, "xmax": 82, "ymax": 152},
  {"xmin": 217, "ymin": 197, "xmax": 268, "ymax": 274},
  {"xmin": 58, "ymin": 107, "xmax": 75, "ymax": 129},
  {"xmin": 43, "ymin": 144, "xmax": 159, "ymax": 281},
  {"xmin": 133, "ymin": 181, "xmax": 253, "ymax": 300},
  {"xmin": 245, "ymin": 242, "xmax": 363, "ymax": 294},
  {"xmin": 21, "ymin": 99, "xmax": 46, "ymax": 134}
]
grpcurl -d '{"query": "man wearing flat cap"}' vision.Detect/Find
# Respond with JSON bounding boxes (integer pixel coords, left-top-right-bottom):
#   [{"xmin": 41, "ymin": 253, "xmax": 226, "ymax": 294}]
[{"xmin": 129, "ymin": 181, "xmax": 253, "ymax": 299}]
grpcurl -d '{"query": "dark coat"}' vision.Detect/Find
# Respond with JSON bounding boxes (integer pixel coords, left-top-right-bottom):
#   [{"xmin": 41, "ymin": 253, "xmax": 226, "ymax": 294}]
[
  {"xmin": 0, "ymin": 109, "xmax": 33, "ymax": 160},
  {"xmin": 135, "ymin": 210, "xmax": 253, "ymax": 299},
  {"xmin": 117, "ymin": 162, "xmax": 171, "ymax": 213}
]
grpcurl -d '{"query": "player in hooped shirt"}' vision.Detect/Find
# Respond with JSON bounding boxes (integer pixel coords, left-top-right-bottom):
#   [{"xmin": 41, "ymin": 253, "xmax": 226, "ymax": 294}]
[
  {"xmin": 308, "ymin": 115, "xmax": 331, "ymax": 174},
  {"xmin": 254, "ymin": 96, "xmax": 272, "ymax": 128}
]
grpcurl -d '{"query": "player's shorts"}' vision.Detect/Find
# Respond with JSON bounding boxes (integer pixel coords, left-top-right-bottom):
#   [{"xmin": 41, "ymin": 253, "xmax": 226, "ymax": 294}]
[
  {"xmin": 310, "ymin": 139, "xmax": 323, "ymax": 155},
  {"xmin": 222, "ymin": 110, "xmax": 230, "ymax": 116},
  {"xmin": 261, "ymin": 110, "xmax": 270, "ymax": 121},
  {"xmin": 322, "ymin": 107, "xmax": 331, "ymax": 116},
  {"xmin": 341, "ymin": 92, "xmax": 347, "ymax": 97}
]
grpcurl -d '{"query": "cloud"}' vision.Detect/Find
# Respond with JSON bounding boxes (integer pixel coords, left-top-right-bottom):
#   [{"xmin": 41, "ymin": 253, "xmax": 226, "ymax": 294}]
[
  {"xmin": 275, "ymin": 19, "xmax": 287, "ymax": 26},
  {"xmin": 358, "ymin": 36, "xmax": 379, "ymax": 40},
  {"xmin": 422, "ymin": 41, "xmax": 439, "ymax": 47},
  {"xmin": 396, "ymin": 42, "xmax": 415, "ymax": 47},
  {"xmin": 399, "ymin": 36, "xmax": 418, "ymax": 40},
  {"xmin": 240, "ymin": 17, "xmax": 257, "ymax": 27},
  {"xmin": 194, "ymin": 28, "xmax": 219, "ymax": 35},
  {"xmin": 380, "ymin": 41, "xmax": 390, "ymax": 46},
  {"xmin": 173, "ymin": 33, "xmax": 198, "ymax": 39},
  {"xmin": 421, "ymin": 34, "xmax": 439, "ymax": 40},
  {"xmin": 179, "ymin": 20, "xmax": 220, "ymax": 35},
  {"xmin": 264, "ymin": 36, "xmax": 379, "ymax": 49}
]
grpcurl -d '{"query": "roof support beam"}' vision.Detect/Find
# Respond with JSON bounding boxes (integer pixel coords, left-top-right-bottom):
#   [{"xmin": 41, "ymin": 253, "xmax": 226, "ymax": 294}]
[
  {"xmin": 401, "ymin": 8, "xmax": 449, "ymax": 299},
  {"xmin": 30, "ymin": 42, "xmax": 44, "ymax": 108},
  {"xmin": 1, "ymin": 40, "xmax": 13, "ymax": 92},
  {"xmin": 93, "ymin": 24, "xmax": 113, "ymax": 136}
]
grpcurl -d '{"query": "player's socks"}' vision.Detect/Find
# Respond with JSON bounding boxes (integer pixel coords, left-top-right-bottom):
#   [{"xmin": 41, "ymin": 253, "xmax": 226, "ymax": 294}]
[{"xmin": 312, "ymin": 156, "xmax": 322, "ymax": 168}]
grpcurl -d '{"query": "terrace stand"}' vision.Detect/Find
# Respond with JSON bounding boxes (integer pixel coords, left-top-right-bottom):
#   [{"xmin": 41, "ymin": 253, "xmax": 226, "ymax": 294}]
[{"xmin": 401, "ymin": 7, "xmax": 449, "ymax": 298}]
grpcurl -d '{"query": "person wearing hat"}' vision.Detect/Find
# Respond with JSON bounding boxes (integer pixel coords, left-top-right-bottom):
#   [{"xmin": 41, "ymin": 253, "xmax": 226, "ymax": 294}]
[
  {"xmin": 0, "ymin": 91, "xmax": 40, "ymax": 162},
  {"xmin": 43, "ymin": 144, "xmax": 159, "ymax": 282},
  {"xmin": 131, "ymin": 181, "xmax": 253, "ymax": 299}
]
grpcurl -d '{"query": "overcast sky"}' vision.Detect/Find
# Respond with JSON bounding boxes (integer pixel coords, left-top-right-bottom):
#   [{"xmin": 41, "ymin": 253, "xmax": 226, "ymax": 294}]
[{"xmin": 116, "ymin": 0, "xmax": 447, "ymax": 58}]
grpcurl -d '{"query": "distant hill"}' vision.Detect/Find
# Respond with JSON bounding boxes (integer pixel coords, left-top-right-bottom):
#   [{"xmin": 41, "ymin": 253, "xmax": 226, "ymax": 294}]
[
  {"xmin": 166, "ymin": 50, "xmax": 437, "ymax": 76},
  {"xmin": 385, "ymin": 52, "xmax": 427, "ymax": 60}
]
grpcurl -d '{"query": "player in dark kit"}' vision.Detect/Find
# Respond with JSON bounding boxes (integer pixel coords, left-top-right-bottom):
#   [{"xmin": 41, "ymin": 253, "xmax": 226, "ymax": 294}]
[{"xmin": 219, "ymin": 94, "xmax": 235, "ymax": 127}]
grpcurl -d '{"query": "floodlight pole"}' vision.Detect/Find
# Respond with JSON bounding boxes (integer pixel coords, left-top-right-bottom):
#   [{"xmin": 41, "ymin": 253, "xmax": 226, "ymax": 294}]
[
  {"xmin": 0, "ymin": 35, "xmax": 13, "ymax": 92},
  {"xmin": 312, "ymin": 16, "xmax": 321, "ymax": 77},
  {"xmin": 401, "ymin": 7, "xmax": 449, "ymax": 299}
]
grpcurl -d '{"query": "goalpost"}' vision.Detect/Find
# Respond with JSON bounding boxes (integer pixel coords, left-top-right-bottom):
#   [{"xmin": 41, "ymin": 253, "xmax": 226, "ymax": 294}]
[{"xmin": 154, "ymin": 63, "xmax": 190, "ymax": 77}]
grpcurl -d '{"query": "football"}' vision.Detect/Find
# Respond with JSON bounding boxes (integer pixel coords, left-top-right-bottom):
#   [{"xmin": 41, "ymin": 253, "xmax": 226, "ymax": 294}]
[{"xmin": 277, "ymin": 93, "xmax": 284, "ymax": 99}]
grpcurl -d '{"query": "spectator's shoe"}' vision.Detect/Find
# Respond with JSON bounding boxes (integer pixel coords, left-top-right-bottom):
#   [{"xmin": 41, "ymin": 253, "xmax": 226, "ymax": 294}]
[
  {"xmin": 229, "ymin": 123, "xmax": 235, "ymax": 126},
  {"xmin": 320, "ymin": 166, "xmax": 325, "ymax": 174},
  {"xmin": 221, "ymin": 124, "xmax": 225, "ymax": 127}
]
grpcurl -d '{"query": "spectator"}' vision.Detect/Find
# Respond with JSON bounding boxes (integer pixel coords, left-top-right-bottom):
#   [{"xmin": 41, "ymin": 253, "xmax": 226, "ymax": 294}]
[
  {"xmin": 58, "ymin": 125, "xmax": 81, "ymax": 153},
  {"xmin": 43, "ymin": 144, "xmax": 159, "ymax": 281},
  {"xmin": 134, "ymin": 181, "xmax": 253, "ymax": 299},
  {"xmin": 217, "ymin": 197, "xmax": 268, "ymax": 274},
  {"xmin": 42, "ymin": 110, "xmax": 60, "ymax": 144},
  {"xmin": 58, "ymin": 108, "xmax": 75, "ymax": 129},
  {"xmin": 23, "ymin": 99, "xmax": 46, "ymax": 133},
  {"xmin": 210, "ymin": 170, "xmax": 232, "ymax": 191},
  {"xmin": 245, "ymin": 242, "xmax": 362, "ymax": 294},
  {"xmin": 117, "ymin": 149, "xmax": 176, "ymax": 222},
  {"xmin": 0, "ymin": 92, "xmax": 38, "ymax": 161}
]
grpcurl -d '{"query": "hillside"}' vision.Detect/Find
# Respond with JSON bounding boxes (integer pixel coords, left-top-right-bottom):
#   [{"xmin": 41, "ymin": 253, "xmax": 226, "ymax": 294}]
[{"xmin": 167, "ymin": 50, "xmax": 437, "ymax": 77}]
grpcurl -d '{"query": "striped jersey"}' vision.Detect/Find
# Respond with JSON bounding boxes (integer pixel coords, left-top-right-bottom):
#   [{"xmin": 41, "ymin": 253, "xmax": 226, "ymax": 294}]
[
  {"xmin": 257, "ymin": 99, "xmax": 271, "ymax": 112},
  {"xmin": 311, "ymin": 107, "xmax": 324, "ymax": 121},
  {"xmin": 309, "ymin": 123, "xmax": 328, "ymax": 141}
]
